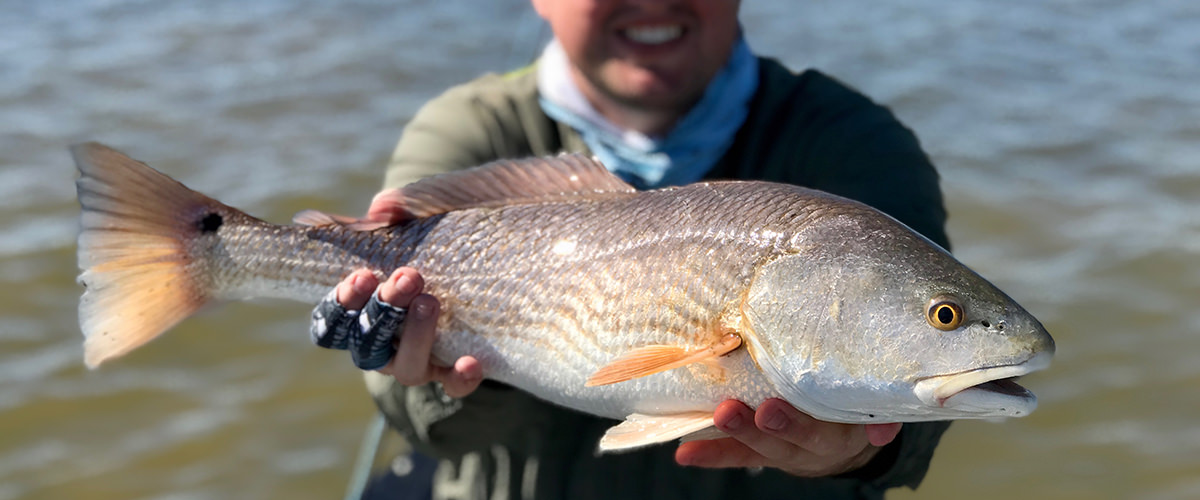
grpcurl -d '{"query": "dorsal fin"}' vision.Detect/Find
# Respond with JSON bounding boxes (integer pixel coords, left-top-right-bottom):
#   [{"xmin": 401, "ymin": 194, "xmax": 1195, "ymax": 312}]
[
  {"xmin": 395, "ymin": 154, "xmax": 635, "ymax": 218},
  {"xmin": 295, "ymin": 155, "xmax": 635, "ymax": 230},
  {"xmin": 293, "ymin": 209, "xmax": 352, "ymax": 227},
  {"xmin": 292, "ymin": 210, "xmax": 390, "ymax": 231}
]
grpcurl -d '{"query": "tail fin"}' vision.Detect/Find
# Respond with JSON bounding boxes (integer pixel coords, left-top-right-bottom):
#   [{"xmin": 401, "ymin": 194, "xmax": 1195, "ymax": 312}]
[{"xmin": 73, "ymin": 143, "xmax": 230, "ymax": 368}]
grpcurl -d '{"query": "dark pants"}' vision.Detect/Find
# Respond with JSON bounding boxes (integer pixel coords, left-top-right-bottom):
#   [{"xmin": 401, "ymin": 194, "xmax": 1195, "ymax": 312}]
[{"xmin": 360, "ymin": 452, "xmax": 438, "ymax": 500}]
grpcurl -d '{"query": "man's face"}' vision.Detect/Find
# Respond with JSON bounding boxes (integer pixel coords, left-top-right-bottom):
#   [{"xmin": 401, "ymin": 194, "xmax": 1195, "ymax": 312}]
[{"xmin": 533, "ymin": 0, "xmax": 742, "ymax": 114}]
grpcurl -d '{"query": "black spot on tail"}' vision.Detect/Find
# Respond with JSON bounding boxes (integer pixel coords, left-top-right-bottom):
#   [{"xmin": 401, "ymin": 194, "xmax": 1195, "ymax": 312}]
[{"xmin": 198, "ymin": 212, "xmax": 223, "ymax": 233}]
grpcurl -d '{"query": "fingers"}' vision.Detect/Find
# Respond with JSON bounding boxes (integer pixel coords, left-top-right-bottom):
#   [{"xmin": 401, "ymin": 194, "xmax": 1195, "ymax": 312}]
[
  {"xmin": 351, "ymin": 281, "xmax": 411, "ymax": 370},
  {"xmin": 676, "ymin": 400, "xmax": 794, "ymax": 470},
  {"xmin": 376, "ymin": 288, "xmax": 482, "ymax": 397},
  {"xmin": 677, "ymin": 399, "xmax": 897, "ymax": 477},
  {"xmin": 753, "ymin": 399, "xmax": 867, "ymax": 458},
  {"xmin": 435, "ymin": 355, "xmax": 484, "ymax": 398},
  {"xmin": 355, "ymin": 267, "xmax": 422, "ymax": 371},
  {"xmin": 381, "ymin": 292, "xmax": 439, "ymax": 385},
  {"xmin": 714, "ymin": 399, "xmax": 802, "ymax": 462},
  {"xmin": 372, "ymin": 269, "xmax": 482, "ymax": 396},
  {"xmin": 366, "ymin": 189, "xmax": 409, "ymax": 224},
  {"xmin": 675, "ymin": 437, "xmax": 766, "ymax": 469},
  {"xmin": 317, "ymin": 267, "xmax": 485, "ymax": 398},
  {"xmin": 865, "ymin": 422, "xmax": 903, "ymax": 447},
  {"xmin": 311, "ymin": 272, "xmax": 376, "ymax": 350},
  {"xmin": 335, "ymin": 269, "xmax": 378, "ymax": 309},
  {"xmin": 377, "ymin": 267, "xmax": 424, "ymax": 307}
]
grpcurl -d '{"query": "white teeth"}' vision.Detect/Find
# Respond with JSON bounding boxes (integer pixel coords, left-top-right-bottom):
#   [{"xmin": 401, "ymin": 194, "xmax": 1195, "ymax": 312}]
[{"xmin": 624, "ymin": 25, "xmax": 683, "ymax": 45}]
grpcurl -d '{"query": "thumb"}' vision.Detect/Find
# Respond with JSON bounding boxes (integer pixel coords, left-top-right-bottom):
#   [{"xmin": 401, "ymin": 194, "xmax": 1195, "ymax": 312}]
[
  {"xmin": 366, "ymin": 189, "xmax": 409, "ymax": 223},
  {"xmin": 864, "ymin": 423, "xmax": 903, "ymax": 447}
]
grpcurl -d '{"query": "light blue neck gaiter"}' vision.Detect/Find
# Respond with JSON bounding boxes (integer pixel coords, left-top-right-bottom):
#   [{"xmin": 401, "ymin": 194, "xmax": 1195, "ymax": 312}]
[{"xmin": 537, "ymin": 37, "xmax": 759, "ymax": 190}]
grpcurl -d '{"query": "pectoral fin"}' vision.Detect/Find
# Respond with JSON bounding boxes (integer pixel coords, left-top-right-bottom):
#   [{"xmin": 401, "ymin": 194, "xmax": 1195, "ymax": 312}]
[
  {"xmin": 585, "ymin": 333, "xmax": 742, "ymax": 387},
  {"xmin": 599, "ymin": 412, "xmax": 716, "ymax": 452}
]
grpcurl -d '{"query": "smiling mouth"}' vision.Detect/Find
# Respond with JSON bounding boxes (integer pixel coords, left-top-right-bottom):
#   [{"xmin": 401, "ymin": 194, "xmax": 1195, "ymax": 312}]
[
  {"xmin": 915, "ymin": 351, "xmax": 1053, "ymax": 409},
  {"xmin": 622, "ymin": 25, "xmax": 684, "ymax": 45}
]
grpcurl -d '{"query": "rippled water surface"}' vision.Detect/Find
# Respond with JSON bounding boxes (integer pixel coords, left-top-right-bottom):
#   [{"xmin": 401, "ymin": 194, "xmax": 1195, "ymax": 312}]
[{"xmin": 2, "ymin": 1, "xmax": 1197, "ymax": 498}]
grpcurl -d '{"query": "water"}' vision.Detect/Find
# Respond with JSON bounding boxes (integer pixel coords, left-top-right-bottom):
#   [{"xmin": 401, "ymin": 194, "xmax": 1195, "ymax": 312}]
[{"xmin": 1, "ymin": 0, "xmax": 1197, "ymax": 498}]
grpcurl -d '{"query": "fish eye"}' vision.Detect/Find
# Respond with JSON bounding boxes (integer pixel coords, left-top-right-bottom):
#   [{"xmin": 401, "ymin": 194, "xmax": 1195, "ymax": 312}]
[{"xmin": 926, "ymin": 295, "xmax": 964, "ymax": 331}]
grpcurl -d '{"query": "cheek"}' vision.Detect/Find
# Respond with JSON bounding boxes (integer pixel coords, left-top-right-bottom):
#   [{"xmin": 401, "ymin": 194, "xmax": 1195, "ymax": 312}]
[
  {"xmin": 692, "ymin": 2, "xmax": 743, "ymax": 79},
  {"xmin": 710, "ymin": 0, "xmax": 743, "ymax": 20},
  {"xmin": 539, "ymin": 0, "xmax": 600, "ymax": 42},
  {"xmin": 550, "ymin": 11, "xmax": 609, "ymax": 67},
  {"xmin": 695, "ymin": 0, "xmax": 742, "ymax": 32}
]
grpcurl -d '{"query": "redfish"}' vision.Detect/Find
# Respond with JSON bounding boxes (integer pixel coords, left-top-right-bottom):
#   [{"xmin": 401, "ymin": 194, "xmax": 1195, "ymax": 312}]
[{"xmin": 72, "ymin": 143, "xmax": 1054, "ymax": 451}]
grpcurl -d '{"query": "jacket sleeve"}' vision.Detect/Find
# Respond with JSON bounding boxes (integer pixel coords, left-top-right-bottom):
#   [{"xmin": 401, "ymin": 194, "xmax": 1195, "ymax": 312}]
[
  {"xmin": 383, "ymin": 80, "xmax": 506, "ymax": 189},
  {"xmin": 382, "ymin": 69, "xmax": 549, "ymax": 190}
]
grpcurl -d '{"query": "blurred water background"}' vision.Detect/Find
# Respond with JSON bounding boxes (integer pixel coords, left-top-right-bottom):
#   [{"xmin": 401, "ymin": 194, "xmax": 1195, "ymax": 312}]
[{"xmin": 1, "ymin": 0, "xmax": 1197, "ymax": 498}]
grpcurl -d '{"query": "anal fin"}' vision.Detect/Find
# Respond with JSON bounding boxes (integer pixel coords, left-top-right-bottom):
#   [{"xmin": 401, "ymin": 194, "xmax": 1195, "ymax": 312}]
[
  {"xmin": 679, "ymin": 426, "xmax": 728, "ymax": 443},
  {"xmin": 599, "ymin": 412, "xmax": 716, "ymax": 453},
  {"xmin": 586, "ymin": 333, "xmax": 741, "ymax": 387}
]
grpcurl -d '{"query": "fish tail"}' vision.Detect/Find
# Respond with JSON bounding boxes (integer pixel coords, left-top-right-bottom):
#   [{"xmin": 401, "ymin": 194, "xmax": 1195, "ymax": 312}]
[{"xmin": 72, "ymin": 142, "xmax": 241, "ymax": 368}]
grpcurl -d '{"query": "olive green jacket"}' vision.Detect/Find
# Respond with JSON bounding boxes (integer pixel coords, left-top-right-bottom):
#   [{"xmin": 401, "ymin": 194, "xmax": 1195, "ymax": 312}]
[{"xmin": 366, "ymin": 57, "xmax": 952, "ymax": 500}]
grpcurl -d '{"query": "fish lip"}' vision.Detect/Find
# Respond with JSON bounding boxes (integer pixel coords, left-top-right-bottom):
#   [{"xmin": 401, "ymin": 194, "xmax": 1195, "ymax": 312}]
[{"xmin": 914, "ymin": 351, "xmax": 1053, "ymax": 407}]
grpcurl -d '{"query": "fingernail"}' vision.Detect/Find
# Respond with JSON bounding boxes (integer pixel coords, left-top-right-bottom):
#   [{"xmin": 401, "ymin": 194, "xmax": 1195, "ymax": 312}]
[
  {"xmin": 762, "ymin": 408, "xmax": 788, "ymax": 432},
  {"xmin": 677, "ymin": 444, "xmax": 713, "ymax": 467},
  {"xmin": 721, "ymin": 411, "xmax": 745, "ymax": 431},
  {"xmin": 461, "ymin": 373, "xmax": 482, "ymax": 389},
  {"xmin": 393, "ymin": 274, "xmax": 417, "ymax": 295},
  {"xmin": 412, "ymin": 300, "xmax": 433, "ymax": 319},
  {"xmin": 350, "ymin": 273, "xmax": 372, "ymax": 295}
]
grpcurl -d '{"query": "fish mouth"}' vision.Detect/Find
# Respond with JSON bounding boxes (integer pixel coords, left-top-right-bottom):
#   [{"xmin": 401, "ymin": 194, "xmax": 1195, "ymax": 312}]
[{"xmin": 914, "ymin": 351, "xmax": 1052, "ymax": 416}]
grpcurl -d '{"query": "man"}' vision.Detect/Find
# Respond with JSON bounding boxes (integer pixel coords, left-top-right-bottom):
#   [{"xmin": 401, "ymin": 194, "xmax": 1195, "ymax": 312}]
[{"xmin": 316, "ymin": 1, "xmax": 951, "ymax": 498}]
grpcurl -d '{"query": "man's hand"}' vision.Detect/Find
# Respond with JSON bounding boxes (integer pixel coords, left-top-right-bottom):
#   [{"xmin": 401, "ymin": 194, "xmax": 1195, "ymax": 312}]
[
  {"xmin": 313, "ymin": 188, "xmax": 483, "ymax": 398},
  {"xmin": 675, "ymin": 399, "xmax": 903, "ymax": 477},
  {"xmin": 330, "ymin": 267, "xmax": 483, "ymax": 398}
]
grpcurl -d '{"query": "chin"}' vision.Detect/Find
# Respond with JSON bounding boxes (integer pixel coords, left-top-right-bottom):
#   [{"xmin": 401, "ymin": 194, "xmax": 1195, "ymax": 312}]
[
  {"xmin": 595, "ymin": 64, "xmax": 693, "ymax": 106},
  {"xmin": 613, "ymin": 80, "xmax": 697, "ymax": 112}
]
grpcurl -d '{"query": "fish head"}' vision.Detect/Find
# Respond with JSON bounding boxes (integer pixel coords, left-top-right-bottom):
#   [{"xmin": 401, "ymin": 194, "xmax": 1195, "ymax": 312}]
[{"xmin": 742, "ymin": 202, "xmax": 1055, "ymax": 423}]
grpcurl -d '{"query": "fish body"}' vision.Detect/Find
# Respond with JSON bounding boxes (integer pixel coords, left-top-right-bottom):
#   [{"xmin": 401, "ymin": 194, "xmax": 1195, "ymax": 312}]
[{"xmin": 73, "ymin": 143, "xmax": 1055, "ymax": 450}]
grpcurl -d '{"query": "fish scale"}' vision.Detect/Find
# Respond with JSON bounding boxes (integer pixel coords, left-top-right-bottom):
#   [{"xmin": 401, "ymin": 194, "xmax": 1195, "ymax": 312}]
[
  {"xmin": 187, "ymin": 182, "xmax": 799, "ymax": 417},
  {"xmin": 72, "ymin": 143, "xmax": 1054, "ymax": 451}
]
